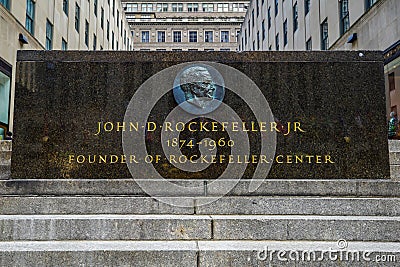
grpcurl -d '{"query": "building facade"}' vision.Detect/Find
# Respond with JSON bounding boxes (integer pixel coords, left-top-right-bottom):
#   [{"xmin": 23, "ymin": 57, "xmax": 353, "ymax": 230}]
[
  {"xmin": 238, "ymin": 0, "xmax": 399, "ymax": 117},
  {"xmin": 0, "ymin": 0, "xmax": 133, "ymax": 136},
  {"xmin": 121, "ymin": 0, "xmax": 249, "ymax": 51}
]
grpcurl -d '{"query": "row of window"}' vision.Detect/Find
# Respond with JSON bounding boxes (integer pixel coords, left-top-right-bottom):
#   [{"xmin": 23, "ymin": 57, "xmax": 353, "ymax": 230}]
[
  {"xmin": 140, "ymin": 30, "xmax": 232, "ymax": 43},
  {"xmin": 243, "ymin": 0, "xmax": 367, "ymax": 51},
  {"xmin": 249, "ymin": 0, "xmax": 379, "ymax": 47},
  {"xmin": 242, "ymin": 18, "xmax": 327, "ymax": 52},
  {"xmin": 64, "ymin": 0, "xmax": 125, "ymax": 37},
  {"xmin": 125, "ymin": 2, "xmax": 247, "ymax": 13},
  {"xmin": 139, "ymin": 48, "xmax": 232, "ymax": 51},
  {"xmin": 22, "ymin": 0, "xmax": 130, "ymax": 50},
  {"xmin": 54, "ymin": 24, "xmax": 131, "ymax": 51}
]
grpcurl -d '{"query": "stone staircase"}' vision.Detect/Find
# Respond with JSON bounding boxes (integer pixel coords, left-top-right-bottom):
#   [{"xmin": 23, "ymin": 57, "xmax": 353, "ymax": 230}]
[
  {"xmin": 0, "ymin": 140, "xmax": 399, "ymax": 266},
  {"xmin": 0, "ymin": 179, "xmax": 399, "ymax": 266}
]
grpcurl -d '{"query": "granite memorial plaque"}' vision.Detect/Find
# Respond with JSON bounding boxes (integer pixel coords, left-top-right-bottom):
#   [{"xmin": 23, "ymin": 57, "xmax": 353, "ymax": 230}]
[{"xmin": 12, "ymin": 51, "xmax": 389, "ymax": 181}]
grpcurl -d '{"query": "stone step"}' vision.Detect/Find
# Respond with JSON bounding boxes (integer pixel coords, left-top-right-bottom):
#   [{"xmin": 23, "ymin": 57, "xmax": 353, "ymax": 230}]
[
  {"xmin": 388, "ymin": 140, "xmax": 400, "ymax": 152},
  {"xmin": 390, "ymin": 165, "xmax": 400, "ymax": 180},
  {"xmin": 0, "ymin": 215, "xmax": 211, "ymax": 241},
  {"xmin": 1, "ymin": 196, "xmax": 400, "ymax": 216},
  {"xmin": 0, "ymin": 141, "xmax": 11, "ymax": 152},
  {"xmin": 0, "ymin": 214, "xmax": 399, "ymax": 242},
  {"xmin": 389, "ymin": 151, "xmax": 400, "ymax": 164},
  {"xmin": 196, "ymin": 196, "xmax": 400, "ymax": 216},
  {"xmin": 0, "ymin": 165, "xmax": 10, "ymax": 180},
  {"xmin": 0, "ymin": 240, "xmax": 398, "ymax": 266},
  {"xmin": 0, "ymin": 150, "xmax": 11, "ymax": 165},
  {"xmin": 1, "ymin": 179, "xmax": 400, "ymax": 197}
]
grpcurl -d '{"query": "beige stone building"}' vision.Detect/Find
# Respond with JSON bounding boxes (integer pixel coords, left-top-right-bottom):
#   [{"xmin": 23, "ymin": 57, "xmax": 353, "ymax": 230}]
[
  {"xmin": 121, "ymin": 0, "xmax": 248, "ymax": 51},
  {"xmin": 238, "ymin": 0, "xmax": 399, "ymax": 117},
  {"xmin": 0, "ymin": 0, "xmax": 133, "ymax": 136}
]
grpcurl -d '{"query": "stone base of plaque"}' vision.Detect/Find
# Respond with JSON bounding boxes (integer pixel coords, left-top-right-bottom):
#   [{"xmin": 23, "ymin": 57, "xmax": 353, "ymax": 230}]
[{"xmin": 0, "ymin": 179, "xmax": 399, "ymax": 266}]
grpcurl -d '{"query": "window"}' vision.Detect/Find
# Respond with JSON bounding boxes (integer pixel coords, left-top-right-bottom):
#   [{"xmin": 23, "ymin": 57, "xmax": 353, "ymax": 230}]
[
  {"xmin": 142, "ymin": 31, "xmax": 150, "ymax": 42},
  {"xmin": 157, "ymin": 31, "xmax": 165, "ymax": 42},
  {"xmin": 275, "ymin": 0, "xmax": 279, "ymax": 16},
  {"xmin": 26, "ymin": 0, "xmax": 35, "ymax": 35},
  {"xmin": 232, "ymin": 3, "xmax": 239, "ymax": 12},
  {"xmin": 252, "ymin": 10, "xmax": 254, "ymax": 27},
  {"xmin": 173, "ymin": 31, "xmax": 181, "ymax": 42},
  {"xmin": 306, "ymin": 37, "xmax": 312, "ymax": 50},
  {"xmin": 283, "ymin": 19, "xmax": 288, "ymax": 46},
  {"xmin": 62, "ymin": 38, "xmax": 68, "ymax": 50},
  {"xmin": 202, "ymin": 3, "xmax": 214, "ymax": 12},
  {"xmin": 0, "ymin": 0, "xmax": 9, "ymax": 10},
  {"xmin": 257, "ymin": 0, "xmax": 260, "ymax": 16},
  {"xmin": 112, "ymin": 0, "xmax": 115, "ymax": 15},
  {"xmin": 305, "ymin": 0, "xmax": 310, "ymax": 15},
  {"xmin": 389, "ymin": 72, "xmax": 395, "ymax": 91},
  {"xmin": 220, "ymin": 49, "xmax": 230, "ymax": 51},
  {"xmin": 127, "ymin": 3, "xmax": 138, "ymax": 12},
  {"xmin": 268, "ymin": 7, "xmax": 271, "ymax": 29},
  {"xmin": 46, "ymin": 19, "xmax": 53, "ymax": 50},
  {"xmin": 93, "ymin": 34, "xmax": 97, "ymax": 50},
  {"xmin": 94, "ymin": 0, "xmax": 97, "ymax": 16},
  {"xmin": 320, "ymin": 19, "xmax": 329, "ymax": 50},
  {"xmin": 75, "ymin": 3, "xmax": 80, "ymax": 32},
  {"xmin": 340, "ymin": 0, "xmax": 350, "ymax": 35},
  {"xmin": 188, "ymin": 3, "xmax": 198, "ymax": 12},
  {"xmin": 248, "ymin": 20, "xmax": 251, "ymax": 36},
  {"xmin": 217, "ymin": 3, "xmax": 229, "ymax": 12},
  {"xmin": 157, "ymin": 3, "xmax": 168, "ymax": 12},
  {"xmin": 391, "ymin": 105, "xmax": 397, "ymax": 115},
  {"xmin": 236, "ymin": 30, "xmax": 240, "ymax": 42},
  {"xmin": 244, "ymin": 29, "xmax": 247, "ymax": 45},
  {"xmin": 112, "ymin": 31, "xmax": 114, "ymax": 49},
  {"xmin": 221, "ymin": 31, "xmax": 229, "ymax": 43},
  {"xmin": 262, "ymin": 20, "xmax": 266, "ymax": 40},
  {"xmin": 85, "ymin": 20, "xmax": 89, "ymax": 47},
  {"xmin": 257, "ymin": 31, "xmax": 260, "ymax": 50},
  {"xmin": 117, "ymin": 11, "xmax": 119, "ymax": 27},
  {"xmin": 101, "ymin": 8, "xmax": 104, "ymax": 29},
  {"xmin": 0, "ymin": 62, "xmax": 11, "ymax": 132},
  {"xmin": 63, "ymin": 0, "xmax": 68, "ymax": 15},
  {"xmin": 189, "ymin": 31, "xmax": 197, "ymax": 42},
  {"xmin": 141, "ymin": 3, "xmax": 153, "ymax": 12},
  {"xmin": 107, "ymin": 20, "xmax": 110, "ymax": 40},
  {"xmin": 275, "ymin": 33, "xmax": 279, "ymax": 50},
  {"xmin": 156, "ymin": 49, "xmax": 167, "ymax": 51},
  {"xmin": 366, "ymin": 0, "xmax": 378, "ymax": 10},
  {"xmin": 205, "ymin": 31, "xmax": 213, "ymax": 42},
  {"xmin": 293, "ymin": 2, "xmax": 298, "ymax": 32},
  {"xmin": 253, "ymin": 40, "xmax": 255, "ymax": 51},
  {"xmin": 172, "ymin": 3, "xmax": 183, "ymax": 12}
]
